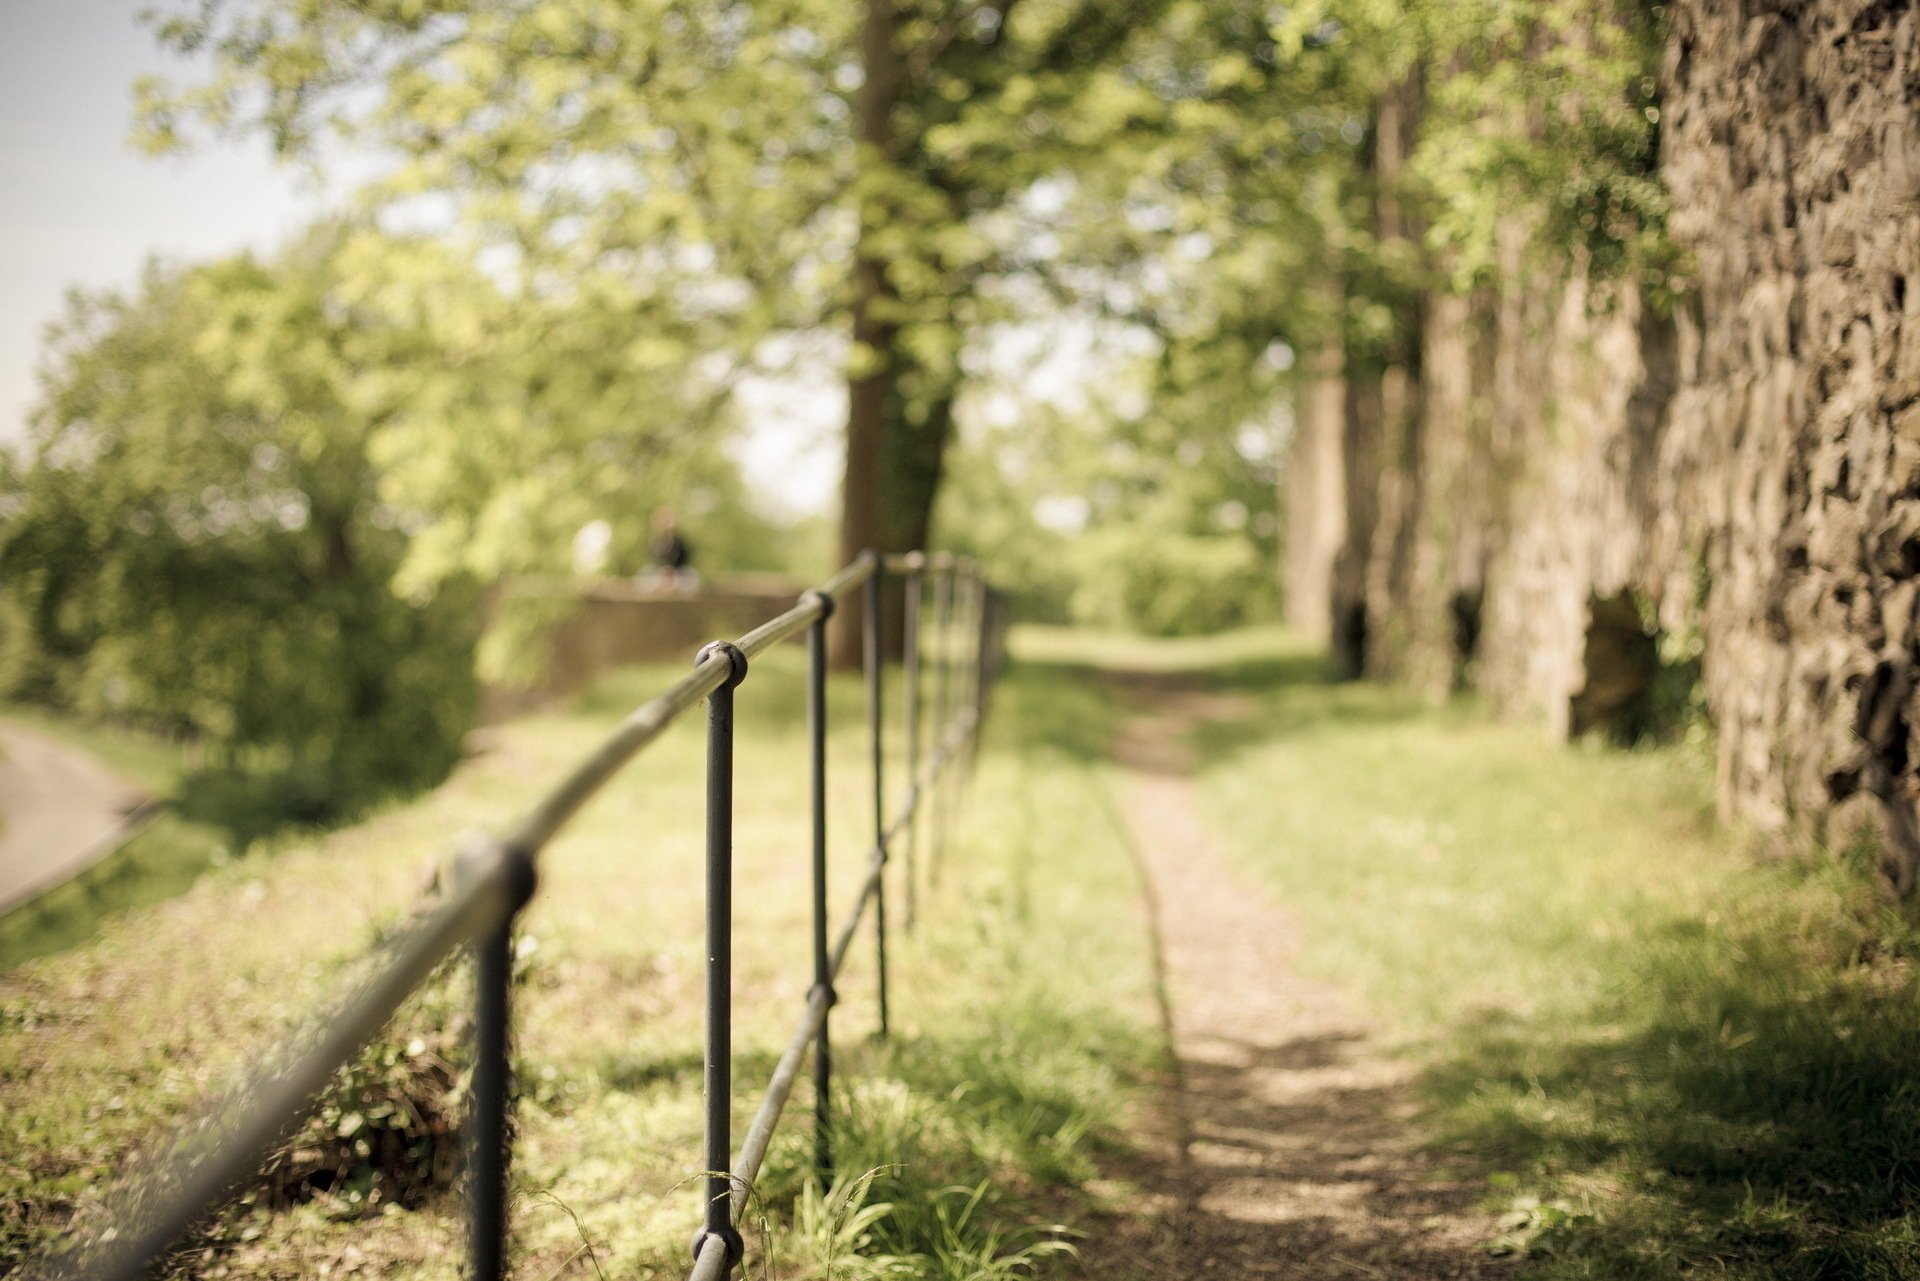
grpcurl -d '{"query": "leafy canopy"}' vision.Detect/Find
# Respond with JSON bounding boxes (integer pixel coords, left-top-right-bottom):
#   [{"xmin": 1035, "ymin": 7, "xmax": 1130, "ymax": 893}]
[{"xmin": 0, "ymin": 232, "xmax": 478, "ymax": 826}]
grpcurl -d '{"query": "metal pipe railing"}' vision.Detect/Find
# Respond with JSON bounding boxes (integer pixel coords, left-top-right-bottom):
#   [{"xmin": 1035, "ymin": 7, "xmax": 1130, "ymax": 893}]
[
  {"xmin": 900, "ymin": 556, "xmax": 925, "ymax": 930},
  {"xmin": 862, "ymin": 556, "xmax": 891, "ymax": 1040},
  {"xmin": 33, "ymin": 549, "xmax": 1005, "ymax": 1281},
  {"xmin": 805, "ymin": 588, "xmax": 836, "ymax": 1188}
]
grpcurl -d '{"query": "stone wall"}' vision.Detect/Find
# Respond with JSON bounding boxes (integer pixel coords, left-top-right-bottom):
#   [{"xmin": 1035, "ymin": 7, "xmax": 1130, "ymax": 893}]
[
  {"xmin": 480, "ymin": 577, "xmax": 803, "ymax": 721},
  {"xmin": 1291, "ymin": 0, "xmax": 1920, "ymax": 884},
  {"xmin": 1660, "ymin": 0, "xmax": 1920, "ymax": 881}
]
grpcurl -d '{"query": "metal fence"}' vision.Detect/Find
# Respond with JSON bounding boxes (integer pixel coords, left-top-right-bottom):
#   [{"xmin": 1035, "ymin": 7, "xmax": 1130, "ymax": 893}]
[{"xmin": 42, "ymin": 549, "xmax": 1006, "ymax": 1281}]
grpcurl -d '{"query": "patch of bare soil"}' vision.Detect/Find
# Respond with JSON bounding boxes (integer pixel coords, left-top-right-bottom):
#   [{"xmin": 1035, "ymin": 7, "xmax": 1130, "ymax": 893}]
[{"xmin": 1081, "ymin": 677, "xmax": 1504, "ymax": 1280}]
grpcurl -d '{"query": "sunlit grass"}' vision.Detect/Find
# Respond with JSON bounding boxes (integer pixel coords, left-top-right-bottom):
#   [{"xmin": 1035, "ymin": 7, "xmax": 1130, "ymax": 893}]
[
  {"xmin": 0, "ymin": 649, "xmax": 1157, "ymax": 1277},
  {"xmin": 24, "ymin": 618, "xmax": 1911, "ymax": 1279},
  {"xmin": 1185, "ymin": 630, "xmax": 1920, "ymax": 1279},
  {"xmin": 1011, "ymin": 622, "xmax": 1318, "ymax": 678}
]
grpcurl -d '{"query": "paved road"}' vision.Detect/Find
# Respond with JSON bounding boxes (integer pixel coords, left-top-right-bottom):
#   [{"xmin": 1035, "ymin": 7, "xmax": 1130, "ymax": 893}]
[{"xmin": 0, "ymin": 721, "xmax": 151, "ymax": 914}]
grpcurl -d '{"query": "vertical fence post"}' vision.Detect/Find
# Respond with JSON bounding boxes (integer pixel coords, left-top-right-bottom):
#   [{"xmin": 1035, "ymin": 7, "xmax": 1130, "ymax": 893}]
[
  {"xmin": 464, "ymin": 842, "xmax": 536, "ymax": 1281},
  {"xmin": 861, "ymin": 553, "xmax": 889, "ymax": 1040},
  {"xmin": 801, "ymin": 591, "xmax": 835, "ymax": 1189},
  {"xmin": 928, "ymin": 557, "xmax": 956, "ymax": 888},
  {"xmin": 972, "ymin": 582, "xmax": 993, "ymax": 757},
  {"xmin": 967, "ymin": 571, "xmax": 988, "ymax": 765},
  {"xmin": 941, "ymin": 565, "xmax": 974, "ymax": 868},
  {"xmin": 900, "ymin": 557, "xmax": 924, "ymax": 932},
  {"xmin": 694, "ymin": 641, "xmax": 748, "ymax": 1273}
]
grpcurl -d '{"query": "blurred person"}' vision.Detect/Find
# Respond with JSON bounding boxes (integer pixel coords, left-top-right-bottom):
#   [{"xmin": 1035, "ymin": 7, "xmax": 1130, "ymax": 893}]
[{"xmin": 646, "ymin": 506, "xmax": 699, "ymax": 591}]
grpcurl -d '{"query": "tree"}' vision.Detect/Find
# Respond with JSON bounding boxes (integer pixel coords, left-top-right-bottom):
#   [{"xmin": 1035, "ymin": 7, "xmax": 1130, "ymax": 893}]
[
  {"xmin": 138, "ymin": 0, "xmax": 1320, "ymax": 658},
  {"xmin": 0, "ymin": 235, "xmax": 478, "ymax": 831}
]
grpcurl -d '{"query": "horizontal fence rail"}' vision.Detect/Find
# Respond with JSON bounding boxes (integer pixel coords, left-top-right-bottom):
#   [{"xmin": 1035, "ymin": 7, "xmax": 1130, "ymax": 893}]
[{"xmin": 33, "ymin": 549, "xmax": 1008, "ymax": 1281}]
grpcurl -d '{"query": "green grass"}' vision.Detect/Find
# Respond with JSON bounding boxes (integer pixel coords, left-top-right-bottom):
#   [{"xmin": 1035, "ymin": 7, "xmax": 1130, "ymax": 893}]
[
  {"xmin": 20, "ymin": 620, "xmax": 1912, "ymax": 1279},
  {"xmin": 1, "ymin": 649, "xmax": 1160, "ymax": 1278},
  {"xmin": 1179, "ymin": 630, "xmax": 1920, "ymax": 1279}
]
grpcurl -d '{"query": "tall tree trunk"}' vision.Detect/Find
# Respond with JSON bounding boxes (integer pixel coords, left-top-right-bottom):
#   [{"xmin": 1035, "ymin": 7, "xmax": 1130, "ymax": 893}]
[
  {"xmin": 1283, "ymin": 338, "xmax": 1345, "ymax": 642},
  {"xmin": 1357, "ymin": 69, "xmax": 1426, "ymax": 683},
  {"xmin": 833, "ymin": 0, "xmax": 908, "ymax": 669},
  {"xmin": 1331, "ymin": 71, "xmax": 1423, "ymax": 679},
  {"xmin": 1331, "ymin": 374, "xmax": 1381, "ymax": 678}
]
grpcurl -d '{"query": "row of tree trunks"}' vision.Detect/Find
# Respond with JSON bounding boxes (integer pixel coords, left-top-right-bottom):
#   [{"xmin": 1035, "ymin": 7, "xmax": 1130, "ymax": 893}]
[{"xmin": 1284, "ymin": 0, "xmax": 1920, "ymax": 889}]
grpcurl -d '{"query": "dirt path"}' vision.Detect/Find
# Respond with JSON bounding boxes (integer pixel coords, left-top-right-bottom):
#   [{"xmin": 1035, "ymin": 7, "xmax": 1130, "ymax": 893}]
[
  {"xmin": 0, "ymin": 720, "xmax": 150, "ymax": 915},
  {"xmin": 1084, "ymin": 677, "xmax": 1503, "ymax": 1280}
]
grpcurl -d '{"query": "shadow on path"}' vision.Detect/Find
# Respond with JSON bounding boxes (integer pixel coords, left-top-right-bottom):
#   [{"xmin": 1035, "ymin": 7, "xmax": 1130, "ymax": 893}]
[{"xmin": 1080, "ymin": 677, "xmax": 1504, "ymax": 1280}]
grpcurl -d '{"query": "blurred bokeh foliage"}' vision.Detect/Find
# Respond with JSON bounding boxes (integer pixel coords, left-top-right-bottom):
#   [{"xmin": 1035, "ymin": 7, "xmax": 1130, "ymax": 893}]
[
  {"xmin": 0, "ymin": 0, "xmax": 1679, "ymax": 825},
  {"xmin": 0, "ymin": 219, "xmax": 808, "ymax": 828},
  {"xmin": 940, "ymin": 357, "xmax": 1282, "ymax": 635},
  {"xmin": 1412, "ymin": 0, "xmax": 1673, "ymax": 292},
  {"xmin": 0, "ymin": 233, "xmax": 481, "ymax": 826}
]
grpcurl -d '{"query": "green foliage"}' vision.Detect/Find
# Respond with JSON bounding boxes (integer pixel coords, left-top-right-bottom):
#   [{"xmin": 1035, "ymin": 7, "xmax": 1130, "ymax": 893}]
[
  {"xmin": 265, "ymin": 979, "xmax": 465, "ymax": 1216},
  {"xmin": 942, "ymin": 372, "xmax": 1279, "ymax": 636},
  {"xmin": 0, "ymin": 236, "xmax": 478, "ymax": 828},
  {"xmin": 135, "ymin": 0, "xmax": 1367, "ymax": 574},
  {"xmin": 123, "ymin": 0, "xmax": 1684, "ymax": 639},
  {"xmin": 1070, "ymin": 530, "xmax": 1269, "ymax": 637},
  {"xmin": 1411, "ymin": 0, "xmax": 1676, "ymax": 291}
]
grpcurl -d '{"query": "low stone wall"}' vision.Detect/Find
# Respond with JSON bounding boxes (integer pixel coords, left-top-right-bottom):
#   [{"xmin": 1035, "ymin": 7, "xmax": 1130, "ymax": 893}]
[{"xmin": 480, "ymin": 576, "xmax": 804, "ymax": 721}]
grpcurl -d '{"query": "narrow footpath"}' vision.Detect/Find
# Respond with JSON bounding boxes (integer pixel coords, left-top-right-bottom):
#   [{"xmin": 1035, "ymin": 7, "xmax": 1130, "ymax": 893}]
[
  {"xmin": 0, "ymin": 720, "xmax": 149, "ymax": 915},
  {"xmin": 1085, "ymin": 676, "xmax": 1504, "ymax": 1280}
]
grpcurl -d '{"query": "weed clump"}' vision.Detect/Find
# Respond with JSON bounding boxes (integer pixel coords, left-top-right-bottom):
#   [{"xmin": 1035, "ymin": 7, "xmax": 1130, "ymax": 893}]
[{"xmin": 261, "ymin": 1014, "xmax": 464, "ymax": 1214}]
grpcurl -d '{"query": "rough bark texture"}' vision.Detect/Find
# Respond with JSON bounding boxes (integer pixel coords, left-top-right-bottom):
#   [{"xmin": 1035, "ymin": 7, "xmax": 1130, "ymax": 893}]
[
  {"xmin": 1298, "ymin": 1, "xmax": 1920, "ymax": 886},
  {"xmin": 1474, "ymin": 275, "xmax": 1668, "ymax": 741}
]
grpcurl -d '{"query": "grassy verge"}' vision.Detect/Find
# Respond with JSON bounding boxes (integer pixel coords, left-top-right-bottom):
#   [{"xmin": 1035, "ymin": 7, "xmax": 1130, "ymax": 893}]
[
  {"xmin": 1, "ymin": 649, "xmax": 1158, "ymax": 1278},
  {"xmin": 1179, "ymin": 629, "xmax": 1920, "ymax": 1279}
]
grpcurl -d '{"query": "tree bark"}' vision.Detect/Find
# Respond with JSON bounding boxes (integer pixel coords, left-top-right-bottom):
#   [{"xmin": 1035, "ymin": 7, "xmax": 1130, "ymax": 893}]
[
  {"xmin": 1283, "ymin": 340, "xmax": 1345, "ymax": 642},
  {"xmin": 1331, "ymin": 70, "xmax": 1423, "ymax": 679},
  {"xmin": 1331, "ymin": 374, "xmax": 1381, "ymax": 679},
  {"xmin": 832, "ymin": 0, "xmax": 910, "ymax": 669},
  {"xmin": 1356, "ymin": 69, "xmax": 1426, "ymax": 683}
]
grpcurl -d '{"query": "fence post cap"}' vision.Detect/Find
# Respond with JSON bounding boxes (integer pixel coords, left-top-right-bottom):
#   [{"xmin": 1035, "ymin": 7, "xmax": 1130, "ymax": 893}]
[
  {"xmin": 695, "ymin": 639, "xmax": 749, "ymax": 690},
  {"xmin": 798, "ymin": 587, "xmax": 835, "ymax": 621},
  {"xmin": 452, "ymin": 833, "xmax": 538, "ymax": 911}
]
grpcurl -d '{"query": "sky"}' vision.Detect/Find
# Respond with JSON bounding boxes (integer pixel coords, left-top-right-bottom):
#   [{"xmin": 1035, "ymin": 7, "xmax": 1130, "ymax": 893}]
[
  {"xmin": 0, "ymin": 0, "xmax": 843, "ymax": 517},
  {"xmin": 0, "ymin": 1, "xmax": 325, "ymax": 443}
]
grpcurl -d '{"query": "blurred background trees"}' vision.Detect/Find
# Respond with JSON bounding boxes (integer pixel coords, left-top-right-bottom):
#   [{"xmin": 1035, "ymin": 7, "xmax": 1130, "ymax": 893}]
[
  {"xmin": 0, "ymin": 233, "xmax": 478, "ymax": 829},
  {"xmin": 1, "ymin": 0, "xmax": 1681, "ymax": 821}
]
